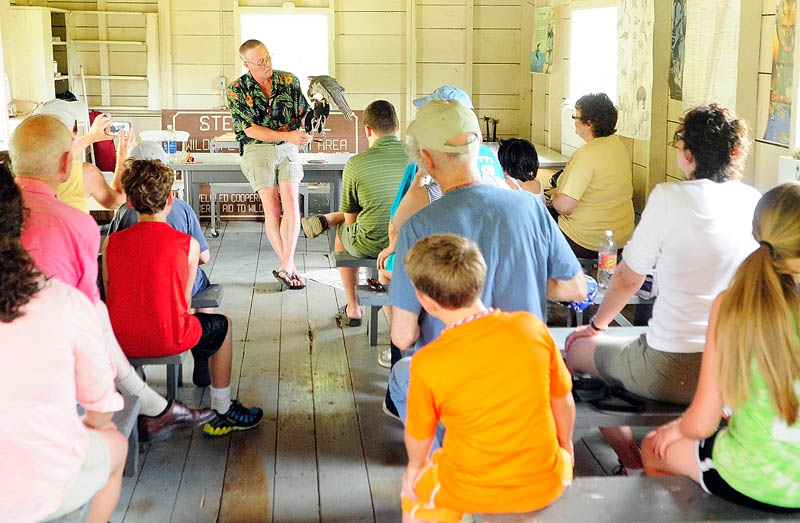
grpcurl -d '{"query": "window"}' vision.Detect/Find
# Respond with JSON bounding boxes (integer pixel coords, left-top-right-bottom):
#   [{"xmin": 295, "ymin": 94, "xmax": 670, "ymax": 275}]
[
  {"xmin": 569, "ymin": 6, "xmax": 618, "ymax": 103},
  {"xmin": 0, "ymin": 33, "xmax": 9, "ymax": 151},
  {"xmin": 239, "ymin": 8, "xmax": 330, "ymax": 95}
]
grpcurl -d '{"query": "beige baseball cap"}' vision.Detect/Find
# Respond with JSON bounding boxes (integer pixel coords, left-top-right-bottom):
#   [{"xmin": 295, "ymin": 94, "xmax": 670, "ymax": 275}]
[{"xmin": 406, "ymin": 99, "xmax": 481, "ymax": 153}]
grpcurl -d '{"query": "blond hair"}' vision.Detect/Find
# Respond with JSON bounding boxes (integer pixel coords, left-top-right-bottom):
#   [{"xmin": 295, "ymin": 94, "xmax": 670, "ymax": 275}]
[
  {"xmin": 239, "ymin": 39, "xmax": 265, "ymax": 61},
  {"xmin": 405, "ymin": 234, "xmax": 486, "ymax": 309},
  {"xmin": 121, "ymin": 159, "xmax": 174, "ymax": 215},
  {"xmin": 9, "ymin": 115, "xmax": 72, "ymax": 177},
  {"xmin": 715, "ymin": 182, "xmax": 800, "ymax": 424}
]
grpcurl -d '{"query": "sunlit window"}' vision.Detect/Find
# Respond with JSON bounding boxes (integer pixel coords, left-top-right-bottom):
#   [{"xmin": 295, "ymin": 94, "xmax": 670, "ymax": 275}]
[
  {"xmin": 239, "ymin": 8, "xmax": 330, "ymax": 95},
  {"xmin": 0, "ymin": 36, "xmax": 9, "ymax": 151},
  {"xmin": 569, "ymin": 7, "xmax": 618, "ymax": 103}
]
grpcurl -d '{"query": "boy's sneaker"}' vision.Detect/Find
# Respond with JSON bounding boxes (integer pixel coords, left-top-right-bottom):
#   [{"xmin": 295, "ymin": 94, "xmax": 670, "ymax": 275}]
[
  {"xmin": 382, "ymin": 398, "xmax": 402, "ymax": 424},
  {"xmin": 203, "ymin": 400, "xmax": 263, "ymax": 437},
  {"xmin": 301, "ymin": 215, "xmax": 328, "ymax": 239}
]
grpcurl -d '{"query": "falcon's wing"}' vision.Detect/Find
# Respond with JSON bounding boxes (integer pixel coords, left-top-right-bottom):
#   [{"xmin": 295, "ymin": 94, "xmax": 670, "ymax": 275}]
[{"xmin": 309, "ymin": 75, "xmax": 355, "ymax": 121}]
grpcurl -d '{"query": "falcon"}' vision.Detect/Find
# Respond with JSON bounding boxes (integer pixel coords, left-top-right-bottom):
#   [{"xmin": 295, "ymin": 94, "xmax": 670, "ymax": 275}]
[{"xmin": 306, "ymin": 75, "xmax": 355, "ymax": 135}]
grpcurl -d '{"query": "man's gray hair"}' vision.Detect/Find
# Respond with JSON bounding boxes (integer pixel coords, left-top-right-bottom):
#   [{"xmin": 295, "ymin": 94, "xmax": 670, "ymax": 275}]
[
  {"xmin": 239, "ymin": 39, "xmax": 265, "ymax": 61},
  {"xmin": 9, "ymin": 115, "xmax": 72, "ymax": 177}
]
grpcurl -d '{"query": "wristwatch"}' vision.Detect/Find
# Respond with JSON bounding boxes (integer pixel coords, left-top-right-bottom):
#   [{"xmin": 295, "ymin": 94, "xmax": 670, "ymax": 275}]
[{"xmin": 589, "ymin": 316, "xmax": 607, "ymax": 332}]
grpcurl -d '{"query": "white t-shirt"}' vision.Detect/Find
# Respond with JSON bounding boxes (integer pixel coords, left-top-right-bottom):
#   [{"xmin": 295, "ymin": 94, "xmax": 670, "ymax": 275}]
[{"xmin": 623, "ymin": 179, "xmax": 761, "ymax": 353}]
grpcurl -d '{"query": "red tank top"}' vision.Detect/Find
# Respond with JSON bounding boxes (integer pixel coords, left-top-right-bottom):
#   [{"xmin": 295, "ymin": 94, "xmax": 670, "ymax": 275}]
[{"xmin": 106, "ymin": 222, "xmax": 201, "ymax": 357}]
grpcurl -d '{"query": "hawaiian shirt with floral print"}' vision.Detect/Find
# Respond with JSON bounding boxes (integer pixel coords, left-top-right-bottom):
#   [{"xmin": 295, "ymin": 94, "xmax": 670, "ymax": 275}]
[{"xmin": 226, "ymin": 69, "xmax": 311, "ymax": 149}]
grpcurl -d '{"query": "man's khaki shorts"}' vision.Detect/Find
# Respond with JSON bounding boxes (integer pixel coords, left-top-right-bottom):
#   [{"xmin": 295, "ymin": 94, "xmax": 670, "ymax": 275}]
[
  {"xmin": 594, "ymin": 334, "xmax": 702, "ymax": 405},
  {"xmin": 241, "ymin": 142, "xmax": 304, "ymax": 191},
  {"xmin": 41, "ymin": 430, "xmax": 111, "ymax": 521}
]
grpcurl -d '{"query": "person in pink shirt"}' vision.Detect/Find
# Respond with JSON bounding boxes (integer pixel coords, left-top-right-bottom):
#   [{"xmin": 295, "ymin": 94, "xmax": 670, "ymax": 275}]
[
  {"xmin": 9, "ymin": 115, "xmax": 214, "ymax": 442},
  {"xmin": 0, "ymin": 163, "xmax": 127, "ymax": 523}
]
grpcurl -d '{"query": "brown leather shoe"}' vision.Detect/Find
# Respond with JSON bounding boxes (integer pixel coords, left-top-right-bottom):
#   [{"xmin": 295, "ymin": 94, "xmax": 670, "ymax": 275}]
[{"xmin": 138, "ymin": 399, "xmax": 216, "ymax": 443}]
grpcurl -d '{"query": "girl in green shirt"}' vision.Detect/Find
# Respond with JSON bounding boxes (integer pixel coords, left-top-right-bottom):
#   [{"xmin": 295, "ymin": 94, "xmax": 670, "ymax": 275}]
[{"xmin": 642, "ymin": 182, "xmax": 800, "ymax": 511}]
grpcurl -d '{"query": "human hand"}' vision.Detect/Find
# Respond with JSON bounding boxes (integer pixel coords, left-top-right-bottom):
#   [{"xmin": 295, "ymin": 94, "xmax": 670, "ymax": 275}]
[
  {"xmin": 401, "ymin": 465, "xmax": 422, "ymax": 502},
  {"xmin": 377, "ymin": 246, "xmax": 393, "ymax": 270},
  {"xmin": 115, "ymin": 129, "xmax": 136, "ymax": 161},
  {"xmin": 651, "ymin": 419, "xmax": 683, "ymax": 461},
  {"xmin": 561, "ymin": 440, "xmax": 575, "ymax": 466},
  {"xmin": 287, "ymin": 129, "xmax": 311, "ymax": 146},
  {"xmin": 564, "ymin": 324, "xmax": 601, "ymax": 352},
  {"xmin": 88, "ymin": 113, "xmax": 115, "ymax": 142}
]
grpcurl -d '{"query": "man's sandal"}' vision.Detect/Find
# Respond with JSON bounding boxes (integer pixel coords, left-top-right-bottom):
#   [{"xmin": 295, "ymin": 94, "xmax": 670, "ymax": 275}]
[
  {"xmin": 334, "ymin": 304, "xmax": 361, "ymax": 327},
  {"xmin": 272, "ymin": 269, "xmax": 293, "ymax": 291}
]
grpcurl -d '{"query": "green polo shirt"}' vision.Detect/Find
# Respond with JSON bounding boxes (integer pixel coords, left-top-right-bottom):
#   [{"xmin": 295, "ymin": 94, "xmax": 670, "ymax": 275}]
[{"xmin": 339, "ymin": 136, "xmax": 408, "ymax": 257}]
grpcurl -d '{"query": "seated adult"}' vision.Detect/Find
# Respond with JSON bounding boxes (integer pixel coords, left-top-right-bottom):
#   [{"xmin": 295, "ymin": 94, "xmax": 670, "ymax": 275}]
[
  {"xmin": 400, "ymin": 234, "xmax": 575, "ymax": 521},
  {"xmin": 109, "ymin": 144, "xmax": 212, "ymax": 301},
  {"xmin": 103, "ymin": 159, "xmax": 263, "ymax": 436},
  {"xmin": 299, "ymin": 100, "xmax": 407, "ymax": 325},
  {"xmin": 385, "ymin": 99, "xmax": 586, "ymax": 420},
  {"xmin": 548, "ymin": 93, "xmax": 634, "ymax": 258},
  {"xmin": 564, "ymin": 104, "xmax": 761, "ymax": 474},
  {"xmin": 498, "ymin": 138, "xmax": 543, "ymax": 201},
  {"xmin": 11, "ymin": 115, "xmax": 213, "ymax": 443},
  {"xmin": 0, "ymin": 163, "xmax": 127, "ymax": 523},
  {"xmin": 642, "ymin": 182, "xmax": 800, "ymax": 512},
  {"xmin": 34, "ymin": 101, "xmax": 134, "ymax": 212}
]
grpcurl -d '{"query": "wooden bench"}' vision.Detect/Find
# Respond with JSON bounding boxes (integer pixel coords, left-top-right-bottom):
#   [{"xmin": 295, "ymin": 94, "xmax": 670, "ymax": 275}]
[
  {"xmin": 474, "ymin": 476, "xmax": 799, "ymax": 522},
  {"xmin": 191, "ymin": 283, "xmax": 224, "ymax": 309},
  {"xmin": 129, "ymin": 351, "xmax": 187, "ymax": 399},
  {"xmin": 355, "ymin": 284, "xmax": 390, "ymax": 346},
  {"xmin": 332, "ymin": 251, "xmax": 379, "ymax": 277},
  {"xmin": 549, "ymin": 327, "xmax": 684, "ymax": 430}
]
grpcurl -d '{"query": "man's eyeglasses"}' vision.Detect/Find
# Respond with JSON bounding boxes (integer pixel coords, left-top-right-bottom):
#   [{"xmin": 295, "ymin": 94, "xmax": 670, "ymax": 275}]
[{"xmin": 245, "ymin": 56, "xmax": 271, "ymax": 67}]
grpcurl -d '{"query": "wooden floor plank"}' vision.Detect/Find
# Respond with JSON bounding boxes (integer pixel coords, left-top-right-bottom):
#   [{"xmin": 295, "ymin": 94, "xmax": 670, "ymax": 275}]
[{"xmin": 306, "ymin": 252, "xmax": 375, "ymax": 522}]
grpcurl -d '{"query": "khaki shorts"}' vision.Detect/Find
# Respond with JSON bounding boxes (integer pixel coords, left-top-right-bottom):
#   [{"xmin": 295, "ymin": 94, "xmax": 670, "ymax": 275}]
[
  {"xmin": 41, "ymin": 430, "xmax": 111, "ymax": 521},
  {"xmin": 241, "ymin": 142, "xmax": 304, "ymax": 191},
  {"xmin": 337, "ymin": 222, "xmax": 374, "ymax": 259},
  {"xmin": 594, "ymin": 334, "xmax": 702, "ymax": 405}
]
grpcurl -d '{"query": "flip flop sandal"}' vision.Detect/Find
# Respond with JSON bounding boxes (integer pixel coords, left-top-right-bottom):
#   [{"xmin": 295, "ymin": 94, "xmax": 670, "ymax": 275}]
[
  {"xmin": 334, "ymin": 304, "xmax": 361, "ymax": 327},
  {"xmin": 288, "ymin": 273, "xmax": 306, "ymax": 291},
  {"xmin": 272, "ymin": 269, "xmax": 292, "ymax": 291}
]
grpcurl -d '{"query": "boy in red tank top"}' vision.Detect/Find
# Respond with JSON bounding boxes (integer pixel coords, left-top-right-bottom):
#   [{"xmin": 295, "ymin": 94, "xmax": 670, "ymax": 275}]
[{"xmin": 103, "ymin": 159, "xmax": 262, "ymax": 436}]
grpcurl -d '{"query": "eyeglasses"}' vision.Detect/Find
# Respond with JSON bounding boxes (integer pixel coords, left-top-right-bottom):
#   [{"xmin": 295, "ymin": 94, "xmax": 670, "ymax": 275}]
[
  {"xmin": 245, "ymin": 55, "xmax": 272, "ymax": 67},
  {"xmin": 670, "ymin": 131, "xmax": 684, "ymax": 148},
  {"xmin": 367, "ymin": 278, "xmax": 385, "ymax": 292}
]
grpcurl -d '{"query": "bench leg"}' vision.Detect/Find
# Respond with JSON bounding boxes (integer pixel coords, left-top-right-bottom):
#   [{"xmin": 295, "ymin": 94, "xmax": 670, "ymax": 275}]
[
  {"xmin": 124, "ymin": 425, "xmax": 139, "ymax": 476},
  {"xmin": 369, "ymin": 306, "xmax": 379, "ymax": 346},
  {"xmin": 166, "ymin": 364, "xmax": 180, "ymax": 399}
]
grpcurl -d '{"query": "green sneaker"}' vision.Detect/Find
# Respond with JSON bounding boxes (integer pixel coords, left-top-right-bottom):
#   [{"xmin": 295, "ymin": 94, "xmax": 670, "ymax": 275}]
[
  {"xmin": 301, "ymin": 215, "xmax": 328, "ymax": 239},
  {"xmin": 203, "ymin": 400, "xmax": 263, "ymax": 437}
]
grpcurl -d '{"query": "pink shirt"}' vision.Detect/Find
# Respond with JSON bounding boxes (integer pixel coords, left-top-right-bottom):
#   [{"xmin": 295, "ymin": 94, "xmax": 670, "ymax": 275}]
[
  {"xmin": 0, "ymin": 279, "xmax": 122, "ymax": 522},
  {"xmin": 17, "ymin": 177, "xmax": 101, "ymax": 304}
]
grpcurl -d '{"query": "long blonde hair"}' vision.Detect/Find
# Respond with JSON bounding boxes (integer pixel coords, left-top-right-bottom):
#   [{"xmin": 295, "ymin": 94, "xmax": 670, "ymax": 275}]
[{"xmin": 716, "ymin": 182, "xmax": 800, "ymax": 424}]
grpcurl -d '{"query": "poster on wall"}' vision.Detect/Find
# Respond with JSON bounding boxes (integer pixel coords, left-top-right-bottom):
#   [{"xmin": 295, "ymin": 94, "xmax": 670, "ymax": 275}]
[
  {"xmin": 668, "ymin": 0, "xmax": 686, "ymax": 101},
  {"xmin": 531, "ymin": 7, "xmax": 555, "ymax": 73},
  {"xmin": 682, "ymin": 1, "xmax": 740, "ymax": 113},
  {"xmin": 763, "ymin": 0, "xmax": 796, "ymax": 146},
  {"xmin": 616, "ymin": 0, "xmax": 654, "ymax": 141}
]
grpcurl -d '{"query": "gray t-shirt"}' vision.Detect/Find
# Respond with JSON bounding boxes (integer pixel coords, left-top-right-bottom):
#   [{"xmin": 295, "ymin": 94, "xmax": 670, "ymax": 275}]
[
  {"xmin": 109, "ymin": 198, "xmax": 210, "ymax": 296},
  {"xmin": 390, "ymin": 184, "xmax": 580, "ymax": 350}
]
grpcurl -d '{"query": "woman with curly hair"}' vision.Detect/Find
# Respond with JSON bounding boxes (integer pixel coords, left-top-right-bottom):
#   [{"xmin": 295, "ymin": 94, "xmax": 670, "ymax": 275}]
[
  {"xmin": 643, "ymin": 183, "xmax": 800, "ymax": 512},
  {"xmin": 0, "ymin": 163, "xmax": 128, "ymax": 522},
  {"xmin": 563, "ymin": 104, "xmax": 762, "ymax": 475}
]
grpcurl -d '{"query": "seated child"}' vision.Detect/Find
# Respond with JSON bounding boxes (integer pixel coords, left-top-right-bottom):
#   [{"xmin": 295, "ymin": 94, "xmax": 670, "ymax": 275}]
[
  {"xmin": 0, "ymin": 164, "xmax": 128, "ymax": 523},
  {"xmin": 498, "ymin": 138, "xmax": 544, "ymax": 202},
  {"xmin": 642, "ymin": 182, "xmax": 800, "ymax": 512},
  {"xmin": 103, "ymin": 159, "xmax": 262, "ymax": 437},
  {"xmin": 400, "ymin": 233, "xmax": 575, "ymax": 522}
]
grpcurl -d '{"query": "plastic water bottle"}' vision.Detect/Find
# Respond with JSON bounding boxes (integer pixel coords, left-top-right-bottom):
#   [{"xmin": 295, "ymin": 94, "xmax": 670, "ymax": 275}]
[
  {"xmin": 597, "ymin": 230, "xmax": 617, "ymax": 288},
  {"xmin": 163, "ymin": 124, "xmax": 178, "ymax": 163}
]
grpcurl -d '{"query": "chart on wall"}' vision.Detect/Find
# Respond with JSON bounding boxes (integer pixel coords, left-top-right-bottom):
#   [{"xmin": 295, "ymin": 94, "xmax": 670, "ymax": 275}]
[
  {"xmin": 763, "ymin": 0, "xmax": 796, "ymax": 146},
  {"xmin": 682, "ymin": 1, "xmax": 740, "ymax": 113},
  {"xmin": 668, "ymin": 0, "xmax": 686, "ymax": 101},
  {"xmin": 616, "ymin": 0, "xmax": 654, "ymax": 141},
  {"xmin": 531, "ymin": 7, "xmax": 555, "ymax": 74}
]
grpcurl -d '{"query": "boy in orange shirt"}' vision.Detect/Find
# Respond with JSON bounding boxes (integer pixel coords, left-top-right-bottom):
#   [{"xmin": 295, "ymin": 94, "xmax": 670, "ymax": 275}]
[{"xmin": 401, "ymin": 234, "xmax": 576, "ymax": 522}]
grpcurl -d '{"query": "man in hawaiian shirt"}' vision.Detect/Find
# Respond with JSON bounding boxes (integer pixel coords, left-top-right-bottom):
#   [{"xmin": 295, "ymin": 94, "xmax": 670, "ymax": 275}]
[{"xmin": 227, "ymin": 39, "xmax": 311, "ymax": 290}]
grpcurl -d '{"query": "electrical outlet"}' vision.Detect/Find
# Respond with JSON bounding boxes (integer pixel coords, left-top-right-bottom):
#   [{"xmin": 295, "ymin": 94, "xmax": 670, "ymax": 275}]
[{"xmin": 218, "ymin": 76, "xmax": 226, "ymax": 90}]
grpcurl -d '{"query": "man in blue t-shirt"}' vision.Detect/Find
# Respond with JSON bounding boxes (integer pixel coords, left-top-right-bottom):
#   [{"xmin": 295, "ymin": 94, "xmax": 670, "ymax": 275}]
[{"xmin": 384, "ymin": 99, "xmax": 587, "ymax": 421}]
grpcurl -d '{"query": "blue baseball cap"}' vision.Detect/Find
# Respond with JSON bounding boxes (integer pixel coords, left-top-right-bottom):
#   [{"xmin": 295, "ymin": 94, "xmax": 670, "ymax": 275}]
[{"xmin": 413, "ymin": 85, "xmax": 474, "ymax": 110}]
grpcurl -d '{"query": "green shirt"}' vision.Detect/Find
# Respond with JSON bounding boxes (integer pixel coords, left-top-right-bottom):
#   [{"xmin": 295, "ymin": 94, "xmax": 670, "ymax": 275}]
[
  {"xmin": 339, "ymin": 136, "xmax": 408, "ymax": 257},
  {"xmin": 226, "ymin": 69, "xmax": 311, "ymax": 149},
  {"xmin": 713, "ymin": 360, "xmax": 800, "ymax": 508}
]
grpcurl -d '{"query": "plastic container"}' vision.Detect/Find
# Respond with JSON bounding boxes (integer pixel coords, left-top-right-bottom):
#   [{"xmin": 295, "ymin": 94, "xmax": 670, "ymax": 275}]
[
  {"xmin": 163, "ymin": 124, "xmax": 178, "ymax": 163},
  {"xmin": 597, "ymin": 230, "xmax": 617, "ymax": 288}
]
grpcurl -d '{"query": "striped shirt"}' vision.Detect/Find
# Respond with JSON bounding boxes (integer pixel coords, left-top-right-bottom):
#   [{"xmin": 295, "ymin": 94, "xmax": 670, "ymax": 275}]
[{"xmin": 339, "ymin": 136, "xmax": 408, "ymax": 257}]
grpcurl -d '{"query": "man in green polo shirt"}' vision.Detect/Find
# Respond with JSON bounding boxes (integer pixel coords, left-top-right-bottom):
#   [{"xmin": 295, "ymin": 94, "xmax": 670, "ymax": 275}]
[{"xmin": 301, "ymin": 100, "xmax": 407, "ymax": 326}]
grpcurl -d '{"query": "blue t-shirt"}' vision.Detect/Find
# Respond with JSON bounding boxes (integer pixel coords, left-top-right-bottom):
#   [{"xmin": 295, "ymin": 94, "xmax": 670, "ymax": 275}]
[
  {"xmin": 109, "ymin": 198, "xmax": 210, "ymax": 296},
  {"xmin": 389, "ymin": 184, "xmax": 580, "ymax": 350}
]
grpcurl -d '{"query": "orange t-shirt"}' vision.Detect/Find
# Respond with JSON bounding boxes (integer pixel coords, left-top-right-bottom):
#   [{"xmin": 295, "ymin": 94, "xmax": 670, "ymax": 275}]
[{"xmin": 406, "ymin": 310, "xmax": 572, "ymax": 514}]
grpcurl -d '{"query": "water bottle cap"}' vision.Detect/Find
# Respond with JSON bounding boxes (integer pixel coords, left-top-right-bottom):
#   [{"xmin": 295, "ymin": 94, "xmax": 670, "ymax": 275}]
[
  {"xmin": 605, "ymin": 230, "xmax": 613, "ymax": 237},
  {"xmin": 167, "ymin": 124, "xmax": 173, "ymax": 130}
]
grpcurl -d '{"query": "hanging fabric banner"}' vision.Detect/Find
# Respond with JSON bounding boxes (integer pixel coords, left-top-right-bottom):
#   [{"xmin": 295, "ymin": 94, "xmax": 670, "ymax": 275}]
[
  {"xmin": 617, "ymin": 0, "xmax": 654, "ymax": 140},
  {"xmin": 668, "ymin": 0, "xmax": 686, "ymax": 101},
  {"xmin": 531, "ymin": 7, "xmax": 555, "ymax": 73},
  {"xmin": 763, "ymin": 0, "xmax": 796, "ymax": 146}
]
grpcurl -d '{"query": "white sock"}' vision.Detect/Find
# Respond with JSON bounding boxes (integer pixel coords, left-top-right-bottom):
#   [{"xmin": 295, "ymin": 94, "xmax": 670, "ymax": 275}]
[
  {"xmin": 210, "ymin": 386, "xmax": 231, "ymax": 414},
  {"xmin": 116, "ymin": 367, "xmax": 170, "ymax": 416}
]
